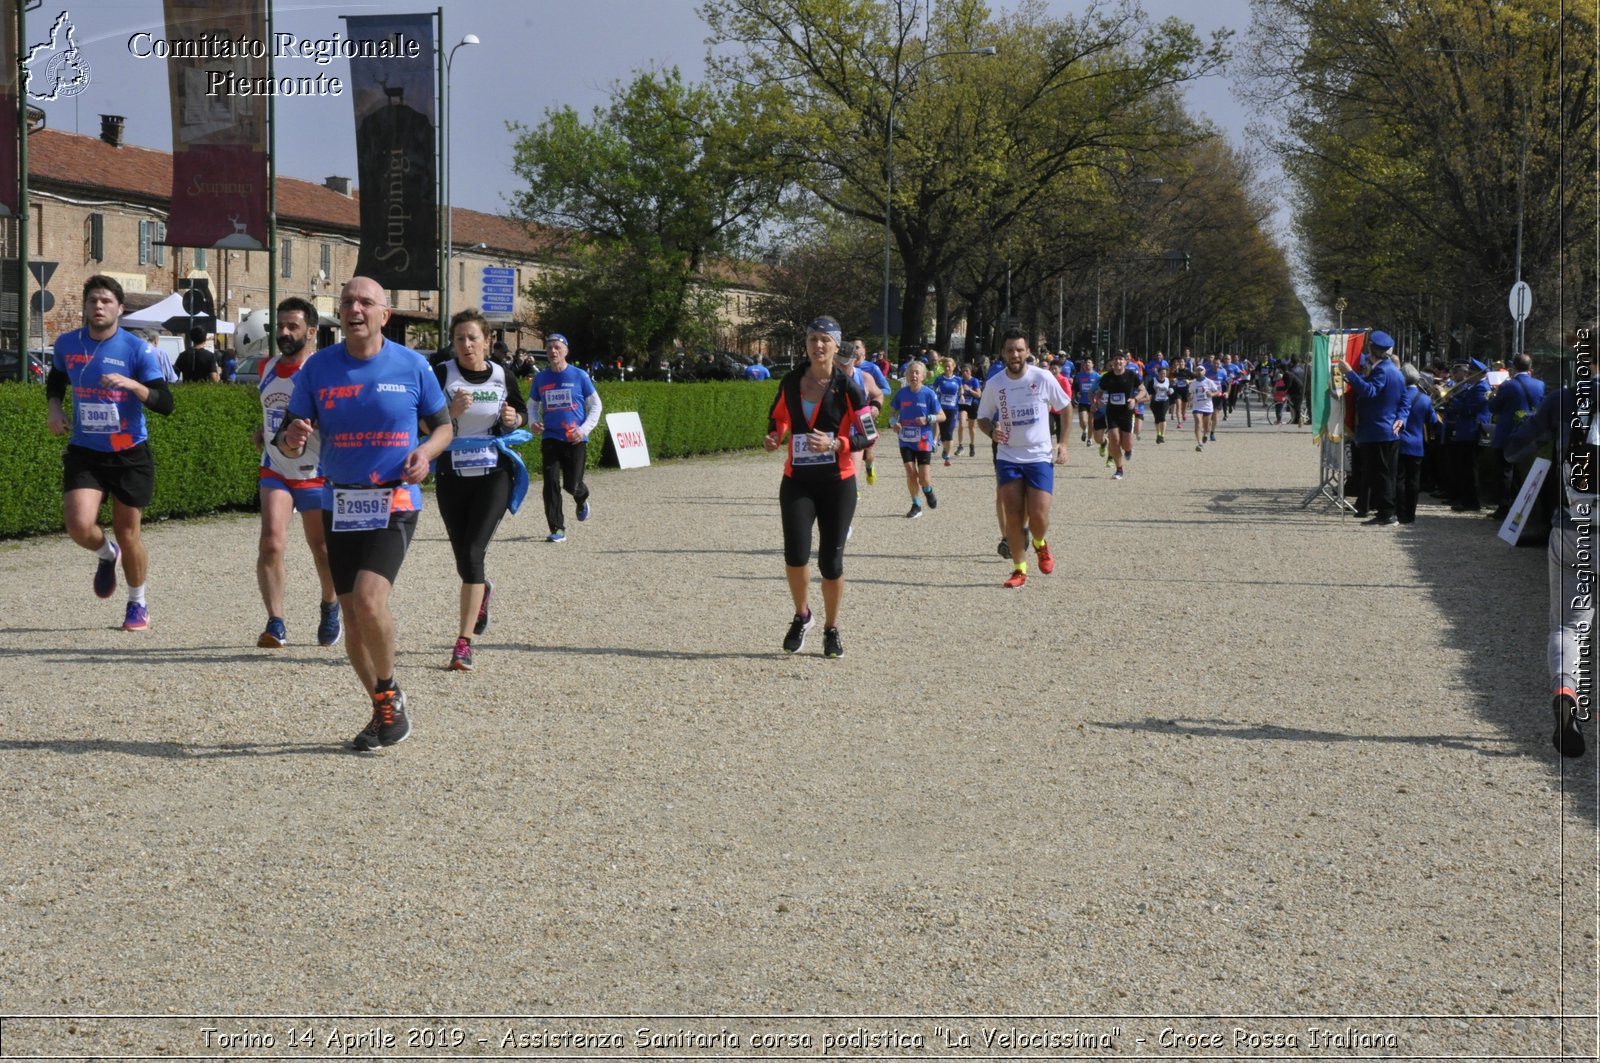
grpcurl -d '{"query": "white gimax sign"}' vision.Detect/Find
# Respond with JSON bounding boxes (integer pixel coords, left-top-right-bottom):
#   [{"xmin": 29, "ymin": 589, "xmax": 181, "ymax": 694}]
[{"xmin": 605, "ymin": 411, "xmax": 651, "ymax": 469}]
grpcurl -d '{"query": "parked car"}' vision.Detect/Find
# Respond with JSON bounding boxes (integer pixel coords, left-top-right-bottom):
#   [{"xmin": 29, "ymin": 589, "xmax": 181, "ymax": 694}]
[
  {"xmin": 0, "ymin": 350, "xmax": 47, "ymax": 383},
  {"xmin": 234, "ymin": 353, "xmax": 269, "ymax": 386}
]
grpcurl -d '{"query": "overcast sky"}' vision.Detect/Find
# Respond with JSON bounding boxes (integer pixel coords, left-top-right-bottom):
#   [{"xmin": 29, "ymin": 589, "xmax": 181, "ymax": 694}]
[{"xmin": 30, "ymin": 0, "xmax": 1266, "ymax": 216}]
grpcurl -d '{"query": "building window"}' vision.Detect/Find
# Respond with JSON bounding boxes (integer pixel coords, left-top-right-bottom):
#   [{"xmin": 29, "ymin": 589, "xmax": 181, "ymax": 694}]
[
  {"xmin": 32, "ymin": 203, "xmax": 42, "ymax": 256},
  {"xmin": 320, "ymin": 242, "xmax": 331, "ymax": 279},
  {"xmin": 194, "ymin": 247, "xmax": 207, "ymax": 270},
  {"xmin": 138, "ymin": 220, "xmax": 151, "ymax": 265},
  {"xmin": 281, "ymin": 238, "xmax": 292, "ymax": 278},
  {"xmin": 154, "ymin": 222, "xmax": 166, "ymax": 266},
  {"xmin": 85, "ymin": 213, "xmax": 104, "ymax": 262},
  {"xmin": 458, "ymin": 260, "xmax": 465, "ymax": 292}
]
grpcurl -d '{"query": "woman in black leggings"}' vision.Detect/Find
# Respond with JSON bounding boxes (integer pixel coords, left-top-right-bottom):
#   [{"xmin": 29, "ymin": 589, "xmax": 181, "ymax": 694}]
[
  {"xmin": 763, "ymin": 316, "xmax": 870, "ymax": 659},
  {"xmin": 433, "ymin": 308, "xmax": 527, "ymax": 672}
]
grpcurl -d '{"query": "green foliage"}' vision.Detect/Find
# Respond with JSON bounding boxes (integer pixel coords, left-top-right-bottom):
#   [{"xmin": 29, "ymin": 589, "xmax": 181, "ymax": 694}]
[
  {"xmin": 0, "ymin": 381, "xmax": 799, "ymax": 539},
  {"xmin": 508, "ymin": 68, "xmax": 787, "ymax": 362},
  {"xmin": 702, "ymin": 0, "xmax": 1231, "ymax": 357},
  {"xmin": 0, "ymin": 383, "xmax": 263, "ymax": 538},
  {"xmin": 1246, "ymin": 0, "xmax": 1596, "ymax": 348}
]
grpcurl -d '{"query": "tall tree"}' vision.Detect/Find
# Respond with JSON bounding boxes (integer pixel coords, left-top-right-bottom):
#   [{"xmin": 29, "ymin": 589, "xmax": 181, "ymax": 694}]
[
  {"xmin": 701, "ymin": 0, "xmax": 1229, "ymax": 358},
  {"xmin": 508, "ymin": 68, "xmax": 786, "ymax": 362},
  {"xmin": 1246, "ymin": 0, "xmax": 1596, "ymax": 352}
]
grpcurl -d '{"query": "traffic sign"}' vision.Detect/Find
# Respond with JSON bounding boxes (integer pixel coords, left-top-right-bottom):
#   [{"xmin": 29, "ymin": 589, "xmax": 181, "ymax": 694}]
[
  {"xmin": 1508, "ymin": 280, "xmax": 1532, "ymax": 323},
  {"xmin": 481, "ymin": 266, "xmax": 516, "ymax": 316},
  {"xmin": 28, "ymin": 260, "xmax": 58, "ymax": 289},
  {"xmin": 30, "ymin": 290, "xmax": 54, "ymax": 313}
]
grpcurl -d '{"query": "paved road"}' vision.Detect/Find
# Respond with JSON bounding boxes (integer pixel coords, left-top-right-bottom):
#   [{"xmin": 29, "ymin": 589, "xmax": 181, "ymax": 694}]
[{"xmin": 1, "ymin": 415, "xmax": 1593, "ymax": 1060}]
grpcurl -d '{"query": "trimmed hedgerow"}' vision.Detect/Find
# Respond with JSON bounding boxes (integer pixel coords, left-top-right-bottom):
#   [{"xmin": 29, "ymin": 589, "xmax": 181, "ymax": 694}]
[{"xmin": 0, "ymin": 378, "xmax": 855, "ymax": 538}]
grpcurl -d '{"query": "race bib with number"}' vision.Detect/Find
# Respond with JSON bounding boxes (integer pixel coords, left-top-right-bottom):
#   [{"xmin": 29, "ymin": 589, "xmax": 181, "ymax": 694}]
[
  {"xmin": 79, "ymin": 402, "xmax": 119, "ymax": 434},
  {"xmin": 791, "ymin": 432, "xmax": 837, "ymax": 466},
  {"xmin": 452, "ymin": 443, "xmax": 497, "ymax": 475},
  {"xmin": 265, "ymin": 408, "xmax": 285, "ymax": 436},
  {"xmin": 1108, "ymin": 393, "xmax": 1127, "ymax": 405},
  {"xmin": 331, "ymin": 487, "xmax": 393, "ymax": 532},
  {"xmin": 898, "ymin": 424, "xmax": 923, "ymax": 445}
]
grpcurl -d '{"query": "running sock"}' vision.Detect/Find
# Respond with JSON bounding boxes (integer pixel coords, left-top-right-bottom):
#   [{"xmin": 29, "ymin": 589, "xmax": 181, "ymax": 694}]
[
  {"xmin": 127, "ymin": 584, "xmax": 146, "ymax": 605},
  {"xmin": 1014, "ymin": 561, "xmax": 1027, "ymax": 574},
  {"xmin": 923, "ymin": 486, "xmax": 934, "ymax": 497},
  {"xmin": 375, "ymin": 677, "xmax": 396, "ymax": 693},
  {"xmin": 1032, "ymin": 537, "xmax": 1046, "ymax": 551},
  {"xmin": 96, "ymin": 539, "xmax": 118, "ymax": 561}
]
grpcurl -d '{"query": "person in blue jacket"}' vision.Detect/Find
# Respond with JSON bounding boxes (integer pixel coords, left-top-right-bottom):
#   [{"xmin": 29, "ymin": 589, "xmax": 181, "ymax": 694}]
[
  {"xmin": 1395, "ymin": 363, "xmax": 1436, "ymax": 524},
  {"xmin": 1486, "ymin": 352, "xmax": 1545, "ymax": 519},
  {"xmin": 1339, "ymin": 330, "xmax": 1410, "ymax": 526},
  {"xmin": 1443, "ymin": 358, "xmax": 1491, "ymax": 511}
]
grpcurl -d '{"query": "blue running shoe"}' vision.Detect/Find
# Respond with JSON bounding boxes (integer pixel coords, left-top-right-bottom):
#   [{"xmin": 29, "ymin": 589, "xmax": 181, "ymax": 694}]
[
  {"xmin": 93, "ymin": 541, "xmax": 120, "ymax": 599},
  {"xmin": 577, "ymin": 500, "xmax": 591, "ymax": 522},
  {"xmin": 547, "ymin": 529, "xmax": 567, "ymax": 543},
  {"xmin": 122, "ymin": 601, "xmax": 149, "ymax": 631},
  {"xmin": 257, "ymin": 616, "xmax": 287, "ymax": 648},
  {"xmin": 317, "ymin": 600, "xmax": 343, "ymax": 647}
]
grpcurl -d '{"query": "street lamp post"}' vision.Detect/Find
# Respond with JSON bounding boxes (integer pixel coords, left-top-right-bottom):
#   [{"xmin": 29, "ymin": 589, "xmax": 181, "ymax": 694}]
[
  {"xmin": 442, "ymin": 32, "xmax": 480, "ymax": 337},
  {"xmin": 881, "ymin": 45, "xmax": 995, "ymax": 355}
]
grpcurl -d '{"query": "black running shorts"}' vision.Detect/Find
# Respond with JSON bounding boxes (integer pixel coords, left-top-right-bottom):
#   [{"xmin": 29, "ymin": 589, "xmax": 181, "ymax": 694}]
[
  {"xmin": 63, "ymin": 442, "xmax": 156, "ymax": 509},
  {"xmin": 323, "ymin": 509, "xmax": 418, "ymax": 595}
]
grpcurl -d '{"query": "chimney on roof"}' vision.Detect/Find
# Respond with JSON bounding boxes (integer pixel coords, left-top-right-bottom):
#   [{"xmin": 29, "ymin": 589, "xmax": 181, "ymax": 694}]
[
  {"xmin": 324, "ymin": 176, "xmax": 353, "ymax": 197},
  {"xmin": 100, "ymin": 114, "xmax": 124, "ymax": 147}
]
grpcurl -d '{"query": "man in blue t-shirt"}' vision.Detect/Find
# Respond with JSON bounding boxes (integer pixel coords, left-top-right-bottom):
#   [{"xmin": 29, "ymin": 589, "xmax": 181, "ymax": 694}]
[
  {"xmin": 278, "ymin": 276, "xmax": 453, "ymax": 751},
  {"xmin": 46, "ymin": 274, "xmax": 175, "ymax": 632},
  {"xmin": 531, "ymin": 333, "xmax": 603, "ymax": 542},
  {"xmin": 743, "ymin": 357, "xmax": 771, "ymax": 381}
]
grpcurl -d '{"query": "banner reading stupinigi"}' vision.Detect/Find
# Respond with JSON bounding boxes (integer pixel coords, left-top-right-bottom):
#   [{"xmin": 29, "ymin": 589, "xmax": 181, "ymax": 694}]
[
  {"xmin": 345, "ymin": 13, "xmax": 437, "ymax": 290},
  {"xmin": 162, "ymin": 0, "xmax": 268, "ymax": 249},
  {"xmin": 0, "ymin": 0, "xmax": 19, "ymax": 216}
]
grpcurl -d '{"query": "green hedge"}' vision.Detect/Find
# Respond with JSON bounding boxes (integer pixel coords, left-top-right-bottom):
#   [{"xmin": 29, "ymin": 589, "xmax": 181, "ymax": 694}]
[{"xmin": 0, "ymin": 378, "xmax": 821, "ymax": 539}]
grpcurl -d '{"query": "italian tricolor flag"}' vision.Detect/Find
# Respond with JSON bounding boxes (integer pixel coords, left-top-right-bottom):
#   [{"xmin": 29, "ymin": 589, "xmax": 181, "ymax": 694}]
[{"xmin": 1311, "ymin": 330, "xmax": 1366, "ymax": 443}]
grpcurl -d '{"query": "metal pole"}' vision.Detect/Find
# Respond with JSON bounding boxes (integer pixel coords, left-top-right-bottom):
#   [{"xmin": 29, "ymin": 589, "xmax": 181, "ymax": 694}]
[
  {"xmin": 16, "ymin": 0, "xmax": 28, "ymax": 375},
  {"xmin": 267, "ymin": 0, "xmax": 277, "ymax": 332}
]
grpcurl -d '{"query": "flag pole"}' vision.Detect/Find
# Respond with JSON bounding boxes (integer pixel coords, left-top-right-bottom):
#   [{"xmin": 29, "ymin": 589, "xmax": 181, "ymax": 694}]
[{"xmin": 267, "ymin": 0, "xmax": 277, "ymax": 332}]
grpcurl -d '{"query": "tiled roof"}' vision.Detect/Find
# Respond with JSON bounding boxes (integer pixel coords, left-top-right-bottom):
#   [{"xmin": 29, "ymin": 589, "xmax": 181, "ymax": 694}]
[
  {"xmin": 27, "ymin": 128, "xmax": 557, "ymax": 258},
  {"xmin": 27, "ymin": 128, "xmax": 758, "ymax": 285}
]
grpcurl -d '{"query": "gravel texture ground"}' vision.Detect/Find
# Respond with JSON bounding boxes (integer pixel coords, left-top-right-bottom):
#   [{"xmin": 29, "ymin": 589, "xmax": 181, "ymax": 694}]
[{"xmin": 0, "ymin": 413, "xmax": 1594, "ymax": 1060}]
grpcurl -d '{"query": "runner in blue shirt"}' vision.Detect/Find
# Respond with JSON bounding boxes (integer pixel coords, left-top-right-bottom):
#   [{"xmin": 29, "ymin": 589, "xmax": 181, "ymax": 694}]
[
  {"xmin": 530, "ymin": 334, "xmax": 603, "ymax": 542},
  {"xmin": 46, "ymin": 275, "xmax": 175, "ymax": 632},
  {"xmin": 277, "ymin": 276, "xmax": 452, "ymax": 751},
  {"xmin": 848, "ymin": 339, "xmax": 889, "ymax": 484},
  {"xmin": 933, "ymin": 356, "xmax": 963, "ymax": 465},
  {"xmin": 1073, "ymin": 360, "xmax": 1100, "ymax": 444},
  {"xmin": 889, "ymin": 361, "xmax": 945, "ymax": 518}
]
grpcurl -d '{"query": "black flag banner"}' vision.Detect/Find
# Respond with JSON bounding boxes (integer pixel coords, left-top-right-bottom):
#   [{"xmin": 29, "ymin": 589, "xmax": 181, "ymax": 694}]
[{"xmin": 344, "ymin": 13, "xmax": 436, "ymax": 290}]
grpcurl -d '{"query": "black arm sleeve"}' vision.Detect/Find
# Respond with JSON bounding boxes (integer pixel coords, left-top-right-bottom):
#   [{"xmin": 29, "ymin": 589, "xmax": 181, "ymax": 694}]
[
  {"xmin": 46, "ymin": 367, "xmax": 69, "ymax": 401},
  {"xmin": 141, "ymin": 378, "xmax": 174, "ymax": 416},
  {"xmin": 422, "ymin": 407, "xmax": 450, "ymax": 432}
]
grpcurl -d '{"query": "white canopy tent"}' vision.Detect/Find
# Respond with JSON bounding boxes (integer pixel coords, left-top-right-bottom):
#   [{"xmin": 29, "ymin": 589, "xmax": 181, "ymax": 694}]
[{"xmin": 120, "ymin": 292, "xmax": 236, "ymax": 334}]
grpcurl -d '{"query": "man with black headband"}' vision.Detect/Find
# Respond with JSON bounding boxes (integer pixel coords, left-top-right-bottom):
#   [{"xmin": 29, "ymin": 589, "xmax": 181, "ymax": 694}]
[
  {"xmin": 253, "ymin": 295, "xmax": 339, "ymax": 650},
  {"xmin": 276, "ymin": 276, "xmax": 452, "ymax": 751}
]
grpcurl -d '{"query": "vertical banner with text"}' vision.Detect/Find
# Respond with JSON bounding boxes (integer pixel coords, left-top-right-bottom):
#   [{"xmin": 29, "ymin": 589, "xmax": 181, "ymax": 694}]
[
  {"xmin": 344, "ymin": 13, "xmax": 437, "ymax": 290},
  {"xmin": 0, "ymin": 0, "xmax": 18, "ymax": 216},
  {"xmin": 162, "ymin": 0, "xmax": 268, "ymax": 249}
]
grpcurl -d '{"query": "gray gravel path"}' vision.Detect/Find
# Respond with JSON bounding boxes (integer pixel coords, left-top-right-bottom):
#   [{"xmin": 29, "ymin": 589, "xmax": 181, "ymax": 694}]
[{"xmin": 1, "ymin": 417, "xmax": 1594, "ymax": 1060}]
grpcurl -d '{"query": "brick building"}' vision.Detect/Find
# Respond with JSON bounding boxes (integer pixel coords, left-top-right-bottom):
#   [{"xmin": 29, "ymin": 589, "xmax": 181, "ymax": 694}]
[{"xmin": 3, "ymin": 117, "xmax": 771, "ymax": 359}]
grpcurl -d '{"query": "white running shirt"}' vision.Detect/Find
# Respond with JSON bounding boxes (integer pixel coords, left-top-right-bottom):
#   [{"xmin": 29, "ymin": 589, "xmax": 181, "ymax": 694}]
[
  {"xmin": 977, "ymin": 365, "xmax": 1070, "ymax": 464},
  {"xmin": 1190, "ymin": 375, "xmax": 1221, "ymax": 414}
]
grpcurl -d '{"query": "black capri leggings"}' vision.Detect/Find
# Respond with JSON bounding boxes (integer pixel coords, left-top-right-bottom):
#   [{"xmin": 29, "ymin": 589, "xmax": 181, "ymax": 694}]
[
  {"xmin": 779, "ymin": 474, "xmax": 857, "ymax": 580},
  {"xmin": 435, "ymin": 463, "xmax": 513, "ymax": 584},
  {"xmin": 1150, "ymin": 400, "xmax": 1169, "ymax": 424}
]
